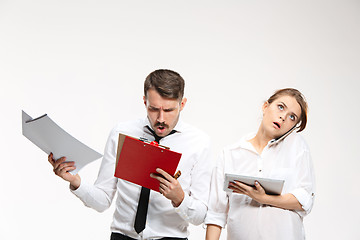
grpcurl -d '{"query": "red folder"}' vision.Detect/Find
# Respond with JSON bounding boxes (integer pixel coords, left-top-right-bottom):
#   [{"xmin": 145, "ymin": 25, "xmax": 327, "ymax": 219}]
[{"xmin": 114, "ymin": 133, "xmax": 182, "ymax": 192}]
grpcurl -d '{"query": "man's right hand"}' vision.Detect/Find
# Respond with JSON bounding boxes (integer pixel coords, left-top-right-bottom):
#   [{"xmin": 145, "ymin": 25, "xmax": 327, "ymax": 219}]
[{"xmin": 48, "ymin": 152, "xmax": 81, "ymax": 190}]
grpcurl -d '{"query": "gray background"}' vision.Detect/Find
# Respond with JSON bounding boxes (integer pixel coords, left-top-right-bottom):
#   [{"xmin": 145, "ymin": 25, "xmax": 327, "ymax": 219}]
[{"xmin": 1, "ymin": 1, "xmax": 359, "ymax": 239}]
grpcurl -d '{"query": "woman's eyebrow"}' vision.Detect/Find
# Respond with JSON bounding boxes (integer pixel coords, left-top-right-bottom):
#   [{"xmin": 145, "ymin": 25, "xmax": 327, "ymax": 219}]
[
  {"xmin": 280, "ymin": 101, "xmax": 299, "ymax": 119},
  {"xmin": 292, "ymin": 112, "xmax": 299, "ymax": 119},
  {"xmin": 280, "ymin": 101, "xmax": 287, "ymax": 108}
]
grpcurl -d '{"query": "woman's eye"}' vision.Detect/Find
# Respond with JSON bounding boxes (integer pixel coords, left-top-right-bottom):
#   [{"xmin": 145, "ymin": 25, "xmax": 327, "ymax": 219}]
[
  {"xmin": 289, "ymin": 115, "xmax": 295, "ymax": 121},
  {"xmin": 278, "ymin": 105, "xmax": 284, "ymax": 110}
]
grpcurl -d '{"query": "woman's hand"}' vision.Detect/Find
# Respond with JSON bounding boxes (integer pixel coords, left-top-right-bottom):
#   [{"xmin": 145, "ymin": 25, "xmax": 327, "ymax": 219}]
[
  {"xmin": 229, "ymin": 180, "xmax": 303, "ymax": 211},
  {"xmin": 228, "ymin": 181, "xmax": 267, "ymax": 204}
]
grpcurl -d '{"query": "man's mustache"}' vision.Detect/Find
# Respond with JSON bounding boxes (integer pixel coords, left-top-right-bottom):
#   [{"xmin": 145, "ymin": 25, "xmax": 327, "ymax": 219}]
[{"xmin": 155, "ymin": 122, "xmax": 168, "ymax": 128}]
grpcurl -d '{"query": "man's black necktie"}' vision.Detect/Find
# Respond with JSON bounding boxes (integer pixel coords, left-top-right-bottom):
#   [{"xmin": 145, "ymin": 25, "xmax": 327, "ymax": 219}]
[{"xmin": 134, "ymin": 126, "xmax": 176, "ymax": 234}]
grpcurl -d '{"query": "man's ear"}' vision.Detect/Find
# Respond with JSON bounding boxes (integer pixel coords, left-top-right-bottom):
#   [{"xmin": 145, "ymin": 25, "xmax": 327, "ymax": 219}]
[
  {"xmin": 180, "ymin": 97, "xmax": 187, "ymax": 111},
  {"xmin": 143, "ymin": 96, "xmax": 147, "ymax": 106}
]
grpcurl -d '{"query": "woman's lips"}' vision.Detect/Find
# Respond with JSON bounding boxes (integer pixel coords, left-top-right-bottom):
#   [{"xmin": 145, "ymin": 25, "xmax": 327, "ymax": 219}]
[{"xmin": 273, "ymin": 122, "xmax": 281, "ymax": 129}]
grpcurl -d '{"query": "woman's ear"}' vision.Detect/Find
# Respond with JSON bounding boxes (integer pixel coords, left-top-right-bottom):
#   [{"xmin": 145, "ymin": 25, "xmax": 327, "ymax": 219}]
[{"xmin": 262, "ymin": 101, "xmax": 269, "ymax": 115}]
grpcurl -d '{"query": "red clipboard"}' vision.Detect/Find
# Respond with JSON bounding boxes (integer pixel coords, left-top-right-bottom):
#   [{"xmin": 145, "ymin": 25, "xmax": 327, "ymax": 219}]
[{"xmin": 114, "ymin": 133, "xmax": 182, "ymax": 192}]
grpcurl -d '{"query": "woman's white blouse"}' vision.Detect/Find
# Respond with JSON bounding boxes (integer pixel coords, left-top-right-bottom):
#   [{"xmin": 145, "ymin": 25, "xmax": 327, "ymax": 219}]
[{"xmin": 205, "ymin": 132, "xmax": 316, "ymax": 240}]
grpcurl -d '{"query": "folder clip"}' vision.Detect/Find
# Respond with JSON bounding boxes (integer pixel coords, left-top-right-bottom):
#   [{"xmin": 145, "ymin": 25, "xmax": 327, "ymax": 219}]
[
  {"xmin": 150, "ymin": 141, "xmax": 159, "ymax": 147},
  {"xmin": 138, "ymin": 137, "xmax": 169, "ymax": 150}
]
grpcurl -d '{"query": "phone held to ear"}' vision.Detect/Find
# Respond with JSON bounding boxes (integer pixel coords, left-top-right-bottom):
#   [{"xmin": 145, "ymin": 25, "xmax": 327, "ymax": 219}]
[{"xmin": 268, "ymin": 123, "xmax": 300, "ymax": 147}]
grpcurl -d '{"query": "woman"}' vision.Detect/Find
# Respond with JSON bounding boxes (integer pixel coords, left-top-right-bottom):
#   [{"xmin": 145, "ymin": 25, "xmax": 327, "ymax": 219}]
[{"xmin": 205, "ymin": 88, "xmax": 315, "ymax": 240}]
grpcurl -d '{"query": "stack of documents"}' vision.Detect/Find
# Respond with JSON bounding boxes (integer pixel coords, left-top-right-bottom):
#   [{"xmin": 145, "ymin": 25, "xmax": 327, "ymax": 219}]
[{"xmin": 22, "ymin": 110, "xmax": 102, "ymax": 174}]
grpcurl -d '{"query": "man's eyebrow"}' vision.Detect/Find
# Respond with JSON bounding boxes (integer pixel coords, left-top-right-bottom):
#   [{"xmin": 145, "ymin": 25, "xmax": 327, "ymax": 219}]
[{"xmin": 148, "ymin": 106, "xmax": 177, "ymax": 111}]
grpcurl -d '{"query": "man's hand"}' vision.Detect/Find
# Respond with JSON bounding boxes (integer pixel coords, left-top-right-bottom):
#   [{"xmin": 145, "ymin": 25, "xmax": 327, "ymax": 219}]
[
  {"xmin": 150, "ymin": 168, "xmax": 184, "ymax": 207},
  {"xmin": 48, "ymin": 153, "xmax": 81, "ymax": 190}
]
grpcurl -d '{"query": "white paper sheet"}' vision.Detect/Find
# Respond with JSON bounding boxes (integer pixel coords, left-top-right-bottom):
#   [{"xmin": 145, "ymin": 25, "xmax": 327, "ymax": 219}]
[{"xmin": 22, "ymin": 110, "xmax": 102, "ymax": 174}]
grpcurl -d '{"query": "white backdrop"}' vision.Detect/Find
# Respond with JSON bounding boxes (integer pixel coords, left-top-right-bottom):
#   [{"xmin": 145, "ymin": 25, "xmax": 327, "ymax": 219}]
[{"xmin": 1, "ymin": 1, "xmax": 359, "ymax": 239}]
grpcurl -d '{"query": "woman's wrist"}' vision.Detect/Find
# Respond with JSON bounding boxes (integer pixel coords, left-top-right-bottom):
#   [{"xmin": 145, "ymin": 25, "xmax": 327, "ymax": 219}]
[{"xmin": 70, "ymin": 176, "xmax": 81, "ymax": 190}]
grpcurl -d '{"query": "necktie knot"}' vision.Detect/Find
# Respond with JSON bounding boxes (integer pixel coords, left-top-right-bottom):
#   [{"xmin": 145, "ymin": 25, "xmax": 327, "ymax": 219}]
[{"xmin": 145, "ymin": 126, "xmax": 176, "ymax": 143}]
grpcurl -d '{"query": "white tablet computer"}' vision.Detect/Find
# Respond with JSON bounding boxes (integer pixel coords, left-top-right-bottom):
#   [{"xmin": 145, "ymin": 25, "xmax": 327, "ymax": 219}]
[{"xmin": 224, "ymin": 173, "xmax": 285, "ymax": 195}]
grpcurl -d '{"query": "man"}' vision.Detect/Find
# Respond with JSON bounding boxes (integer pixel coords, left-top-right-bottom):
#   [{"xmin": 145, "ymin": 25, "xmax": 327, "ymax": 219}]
[{"xmin": 48, "ymin": 69, "xmax": 211, "ymax": 240}]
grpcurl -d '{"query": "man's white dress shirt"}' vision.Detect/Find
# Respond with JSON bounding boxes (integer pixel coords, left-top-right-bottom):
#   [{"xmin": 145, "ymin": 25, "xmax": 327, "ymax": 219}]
[
  {"xmin": 72, "ymin": 118, "xmax": 211, "ymax": 239},
  {"xmin": 205, "ymin": 132, "xmax": 315, "ymax": 240}
]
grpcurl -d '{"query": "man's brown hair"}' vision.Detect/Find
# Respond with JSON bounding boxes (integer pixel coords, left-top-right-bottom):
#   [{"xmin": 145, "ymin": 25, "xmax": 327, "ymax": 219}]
[{"xmin": 144, "ymin": 69, "xmax": 185, "ymax": 100}]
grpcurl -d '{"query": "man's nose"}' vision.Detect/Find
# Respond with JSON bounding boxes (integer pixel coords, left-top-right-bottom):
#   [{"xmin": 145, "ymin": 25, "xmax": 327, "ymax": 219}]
[{"xmin": 157, "ymin": 110, "xmax": 165, "ymax": 122}]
